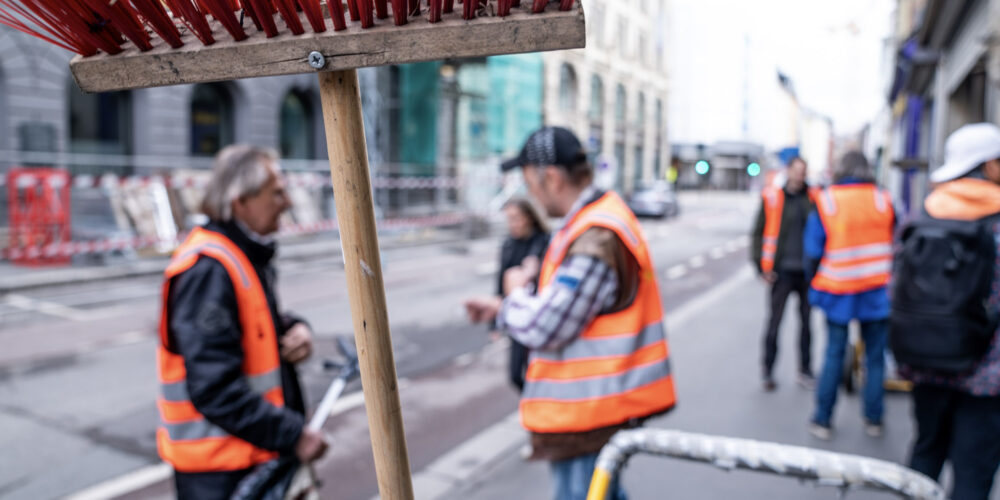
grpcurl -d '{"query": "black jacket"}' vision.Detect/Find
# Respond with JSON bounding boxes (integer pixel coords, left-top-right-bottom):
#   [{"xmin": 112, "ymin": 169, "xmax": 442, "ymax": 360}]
[
  {"xmin": 496, "ymin": 231, "xmax": 551, "ymax": 296},
  {"xmin": 750, "ymin": 185, "xmax": 813, "ymax": 274},
  {"xmin": 165, "ymin": 221, "xmax": 305, "ymax": 455}
]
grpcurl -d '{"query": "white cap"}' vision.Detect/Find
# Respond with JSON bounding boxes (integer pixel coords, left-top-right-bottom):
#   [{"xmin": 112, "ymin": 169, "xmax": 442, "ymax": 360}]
[{"xmin": 931, "ymin": 123, "xmax": 1000, "ymax": 183}]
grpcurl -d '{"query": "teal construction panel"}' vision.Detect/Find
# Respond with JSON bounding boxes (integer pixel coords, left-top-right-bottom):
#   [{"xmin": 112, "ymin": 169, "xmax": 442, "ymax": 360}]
[
  {"xmin": 487, "ymin": 54, "xmax": 543, "ymax": 156},
  {"xmin": 397, "ymin": 62, "xmax": 441, "ymax": 174}
]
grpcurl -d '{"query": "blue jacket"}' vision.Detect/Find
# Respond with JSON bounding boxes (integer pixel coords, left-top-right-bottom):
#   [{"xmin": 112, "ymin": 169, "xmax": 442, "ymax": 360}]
[{"xmin": 804, "ymin": 179, "xmax": 892, "ymax": 325}]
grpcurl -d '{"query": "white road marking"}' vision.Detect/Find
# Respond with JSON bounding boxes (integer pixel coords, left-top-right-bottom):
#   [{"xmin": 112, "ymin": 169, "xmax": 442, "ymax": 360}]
[
  {"xmin": 666, "ymin": 265, "xmax": 688, "ymax": 280},
  {"xmin": 709, "ymin": 248, "xmax": 725, "ymax": 260},
  {"xmin": 64, "ymin": 463, "xmax": 173, "ymax": 500},
  {"xmin": 4, "ymin": 293, "xmax": 97, "ymax": 321},
  {"xmin": 688, "ymin": 255, "xmax": 706, "ymax": 268}
]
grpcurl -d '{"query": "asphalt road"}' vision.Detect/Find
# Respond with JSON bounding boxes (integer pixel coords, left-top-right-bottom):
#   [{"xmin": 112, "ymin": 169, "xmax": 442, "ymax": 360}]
[{"xmin": 0, "ymin": 191, "xmax": 824, "ymax": 500}]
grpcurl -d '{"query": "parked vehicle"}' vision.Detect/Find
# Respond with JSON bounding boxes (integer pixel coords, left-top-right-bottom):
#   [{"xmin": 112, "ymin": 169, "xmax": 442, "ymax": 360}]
[{"xmin": 628, "ymin": 181, "xmax": 680, "ymax": 219}]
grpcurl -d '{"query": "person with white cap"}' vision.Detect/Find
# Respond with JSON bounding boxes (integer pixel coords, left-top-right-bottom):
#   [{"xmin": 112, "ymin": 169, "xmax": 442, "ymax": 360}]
[{"xmin": 893, "ymin": 123, "xmax": 1000, "ymax": 500}]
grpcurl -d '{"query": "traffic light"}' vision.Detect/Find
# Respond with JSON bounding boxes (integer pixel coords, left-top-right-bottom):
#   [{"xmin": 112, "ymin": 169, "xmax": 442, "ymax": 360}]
[
  {"xmin": 695, "ymin": 160, "xmax": 710, "ymax": 175},
  {"xmin": 747, "ymin": 162, "xmax": 761, "ymax": 177}
]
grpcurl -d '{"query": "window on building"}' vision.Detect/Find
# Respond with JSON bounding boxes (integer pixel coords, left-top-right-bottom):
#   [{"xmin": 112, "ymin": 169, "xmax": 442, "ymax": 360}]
[
  {"xmin": 638, "ymin": 34, "xmax": 647, "ymax": 65},
  {"xmin": 637, "ymin": 92, "xmax": 646, "ymax": 128},
  {"xmin": 559, "ymin": 64, "xmax": 579, "ymax": 112},
  {"xmin": 635, "ymin": 145, "xmax": 644, "ymax": 184},
  {"xmin": 279, "ymin": 90, "xmax": 315, "ymax": 160},
  {"xmin": 190, "ymin": 83, "xmax": 234, "ymax": 156},
  {"xmin": 615, "ymin": 84, "xmax": 627, "ymax": 127},
  {"xmin": 655, "ymin": 98, "xmax": 663, "ymax": 176},
  {"xmin": 0, "ymin": 65, "xmax": 7, "ymax": 152},
  {"xmin": 68, "ymin": 77, "xmax": 132, "ymax": 155},
  {"xmin": 589, "ymin": 75, "xmax": 604, "ymax": 123}
]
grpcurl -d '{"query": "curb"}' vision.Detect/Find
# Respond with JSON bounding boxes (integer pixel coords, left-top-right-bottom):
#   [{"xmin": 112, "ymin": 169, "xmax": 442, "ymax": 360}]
[{"xmin": 0, "ymin": 232, "xmax": 476, "ymax": 294}]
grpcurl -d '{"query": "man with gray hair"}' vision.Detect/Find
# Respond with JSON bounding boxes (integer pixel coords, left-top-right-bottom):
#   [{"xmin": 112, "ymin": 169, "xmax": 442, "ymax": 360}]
[{"xmin": 156, "ymin": 145, "xmax": 327, "ymax": 499}]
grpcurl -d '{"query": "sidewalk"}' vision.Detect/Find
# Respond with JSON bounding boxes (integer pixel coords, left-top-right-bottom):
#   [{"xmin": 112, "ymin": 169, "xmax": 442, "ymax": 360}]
[
  {"xmin": 0, "ymin": 225, "xmax": 470, "ymax": 293},
  {"xmin": 430, "ymin": 268, "xmax": 937, "ymax": 500}
]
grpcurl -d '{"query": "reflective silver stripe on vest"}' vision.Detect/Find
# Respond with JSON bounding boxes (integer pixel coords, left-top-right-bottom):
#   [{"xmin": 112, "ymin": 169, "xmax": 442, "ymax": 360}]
[
  {"xmin": 522, "ymin": 359, "xmax": 672, "ymax": 401},
  {"xmin": 824, "ymin": 243, "xmax": 892, "ymax": 262},
  {"xmin": 820, "ymin": 189, "xmax": 837, "ymax": 215},
  {"xmin": 532, "ymin": 321, "xmax": 667, "ymax": 362},
  {"xmin": 818, "ymin": 259, "xmax": 891, "ymax": 280},
  {"xmin": 160, "ymin": 368, "xmax": 281, "ymax": 402},
  {"xmin": 873, "ymin": 190, "xmax": 888, "ymax": 213},
  {"xmin": 162, "ymin": 418, "xmax": 231, "ymax": 441},
  {"xmin": 173, "ymin": 242, "xmax": 251, "ymax": 288}
]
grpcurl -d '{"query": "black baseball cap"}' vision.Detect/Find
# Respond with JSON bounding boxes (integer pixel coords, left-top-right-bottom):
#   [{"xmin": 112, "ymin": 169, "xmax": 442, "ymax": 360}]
[{"xmin": 501, "ymin": 126, "xmax": 586, "ymax": 172}]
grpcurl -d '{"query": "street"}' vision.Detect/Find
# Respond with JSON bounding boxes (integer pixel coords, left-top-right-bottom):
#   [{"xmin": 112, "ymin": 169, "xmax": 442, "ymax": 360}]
[{"xmin": 0, "ymin": 191, "xmax": 971, "ymax": 500}]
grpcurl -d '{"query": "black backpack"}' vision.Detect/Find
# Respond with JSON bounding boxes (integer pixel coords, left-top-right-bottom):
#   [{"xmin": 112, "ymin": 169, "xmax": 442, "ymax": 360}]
[{"xmin": 889, "ymin": 212, "xmax": 1000, "ymax": 373}]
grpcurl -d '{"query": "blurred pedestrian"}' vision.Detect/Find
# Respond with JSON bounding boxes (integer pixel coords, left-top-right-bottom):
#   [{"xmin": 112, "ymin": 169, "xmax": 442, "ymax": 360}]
[
  {"xmin": 750, "ymin": 157, "xmax": 816, "ymax": 391},
  {"xmin": 465, "ymin": 127, "xmax": 677, "ymax": 500},
  {"xmin": 157, "ymin": 145, "xmax": 328, "ymax": 499},
  {"xmin": 805, "ymin": 151, "xmax": 895, "ymax": 441},
  {"xmin": 893, "ymin": 123, "xmax": 1000, "ymax": 500},
  {"xmin": 496, "ymin": 197, "xmax": 550, "ymax": 392}
]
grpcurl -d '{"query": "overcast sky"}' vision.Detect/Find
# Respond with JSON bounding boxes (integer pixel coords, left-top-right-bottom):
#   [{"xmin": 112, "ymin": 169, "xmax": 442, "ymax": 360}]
[
  {"xmin": 668, "ymin": 0, "xmax": 896, "ymax": 138},
  {"xmin": 749, "ymin": 0, "xmax": 896, "ymax": 134}
]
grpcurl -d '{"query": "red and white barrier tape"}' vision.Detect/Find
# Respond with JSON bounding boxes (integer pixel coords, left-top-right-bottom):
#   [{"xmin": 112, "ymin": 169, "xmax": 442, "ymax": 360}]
[{"xmin": 2, "ymin": 214, "xmax": 469, "ymax": 261}]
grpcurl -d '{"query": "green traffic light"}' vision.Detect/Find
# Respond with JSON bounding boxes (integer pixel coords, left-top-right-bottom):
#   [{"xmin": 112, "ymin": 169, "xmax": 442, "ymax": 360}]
[
  {"xmin": 747, "ymin": 162, "xmax": 761, "ymax": 177},
  {"xmin": 695, "ymin": 160, "xmax": 710, "ymax": 175}
]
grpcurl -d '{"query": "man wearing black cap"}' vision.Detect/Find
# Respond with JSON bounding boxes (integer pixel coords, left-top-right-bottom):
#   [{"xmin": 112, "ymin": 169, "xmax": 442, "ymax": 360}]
[{"xmin": 466, "ymin": 127, "xmax": 676, "ymax": 500}]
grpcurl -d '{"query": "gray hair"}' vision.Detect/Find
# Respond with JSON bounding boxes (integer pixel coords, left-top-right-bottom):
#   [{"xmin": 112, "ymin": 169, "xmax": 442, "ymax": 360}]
[
  {"xmin": 201, "ymin": 145, "xmax": 279, "ymax": 222},
  {"xmin": 834, "ymin": 151, "xmax": 874, "ymax": 183}
]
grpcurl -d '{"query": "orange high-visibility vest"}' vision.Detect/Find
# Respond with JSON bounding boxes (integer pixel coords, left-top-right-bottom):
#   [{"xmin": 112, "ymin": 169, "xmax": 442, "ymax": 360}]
[
  {"xmin": 521, "ymin": 191, "xmax": 676, "ymax": 434},
  {"xmin": 760, "ymin": 186, "xmax": 821, "ymax": 273},
  {"xmin": 811, "ymin": 185, "xmax": 895, "ymax": 295},
  {"xmin": 156, "ymin": 227, "xmax": 285, "ymax": 472}
]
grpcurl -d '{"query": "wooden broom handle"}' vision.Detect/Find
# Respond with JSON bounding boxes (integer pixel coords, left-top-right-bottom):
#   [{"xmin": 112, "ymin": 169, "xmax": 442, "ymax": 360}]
[{"xmin": 318, "ymin": 69, "xmax": 415, "ymax": 500}]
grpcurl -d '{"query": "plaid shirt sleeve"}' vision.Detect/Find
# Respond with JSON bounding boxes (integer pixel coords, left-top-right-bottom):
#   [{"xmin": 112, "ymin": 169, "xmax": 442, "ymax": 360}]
[{"xmin": 497, "ymin": 254, "xmax": 619, "ymax": 351}]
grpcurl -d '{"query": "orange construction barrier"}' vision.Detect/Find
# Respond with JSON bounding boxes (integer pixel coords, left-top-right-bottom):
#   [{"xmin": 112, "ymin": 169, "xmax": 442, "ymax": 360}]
[{"xmin": 6, "ymin": 168, "xmax": 72, "ymax": 266}]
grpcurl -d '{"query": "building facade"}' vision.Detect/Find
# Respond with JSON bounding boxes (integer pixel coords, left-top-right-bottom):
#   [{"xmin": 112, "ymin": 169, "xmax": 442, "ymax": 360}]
[
  {"xmin": 542, "ymin": 0, "xmax": 671, "ymax": 194},
  {"xmin": 878, "ymin": 0, "xmax": 1000, "ymax": 213}
]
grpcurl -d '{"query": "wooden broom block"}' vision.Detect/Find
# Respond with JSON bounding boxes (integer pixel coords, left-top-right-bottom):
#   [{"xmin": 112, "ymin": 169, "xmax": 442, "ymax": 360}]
[{"xmin": 70, "ymin": 5, "xmax": 585, "ymax": 93}]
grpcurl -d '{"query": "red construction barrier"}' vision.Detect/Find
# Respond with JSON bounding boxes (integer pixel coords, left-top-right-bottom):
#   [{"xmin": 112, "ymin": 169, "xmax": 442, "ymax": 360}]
[{"xmin": 6, "ymin": 168, "xmax": 72, "ymax": 266}]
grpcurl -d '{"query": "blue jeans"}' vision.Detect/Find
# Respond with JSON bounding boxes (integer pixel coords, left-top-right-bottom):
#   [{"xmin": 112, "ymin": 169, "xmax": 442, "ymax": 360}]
[
  {"xmin": 550, "ymin": 452, "xmax": 626, "ymax": 500},
  {"xmin": 813, "ymin": 319, "xmax": 887, "ymax": 426}
]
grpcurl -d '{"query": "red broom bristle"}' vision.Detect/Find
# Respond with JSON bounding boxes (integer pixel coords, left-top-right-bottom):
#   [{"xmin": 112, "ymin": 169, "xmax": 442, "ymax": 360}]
[
  {"xmin": 0, "ymin": 0, "xmax": 104, "ymax": 55},
  {"xmin": 511, "ymin": 0, "xmax": 520, "ymax": 5},
  {"xmin": 244, "ymin": 0, "xmax": 280, "ymax": 37},
  {"xmin": 374, "ymin": 0, "xmax": 388, "ymax": 19},
  {"xmin": 347, "ymin": 0, "xmax": 360, "ymax": 21},
  {"xmin": 559, "ymin": 0, "xmax": 573, "ymax": 10},
  {"xmin": 164, "ymin": 0, "xmax": 216, "ymax": 45},
  {"xmin": 131, "ymin": 0, "xmax": 184, "ymax": 48},
  {"xmin": 442, "ymin": 0, "xmax": 453, "ymax": 13},
  {"xmin": 82, "ymin": 0, "xmax": 152, "ymax": 51},
  {"xmin": 197, "ymin": 0, "xmax": 248, "ymax": 41},
  {"xmin": 274, "ymin": 0, "xmax": 305, "ymax": 34},
  {"xmin": 462, "ymin": 0, "xmax": 475, "ymax": 19},
  {"xmin": 358, "ymin": 0, "xmax": 374, "ymax": 28},
  {"xmin": 326, "ymin": 0, "xmax": 347, "ymax": 30},
  {"xmin": 390, "ymin": 0, "xmax": 406, "ymax": 25},
  {"xmin": 497, "ymin": 0, "xmax": 510, "ymax": 17},
  {"xmin": 428, "ymin": 0, "xmax": 441, "ymax": 22},
  {"xmin": 408, "ymin": 0, "xmax": 419, "ymax": 16},
  {"xmin": 239, "ymin": 0, "xmax": 265, "ymax": 31},
  {"xmin": 297, "ymin": 0, "xmax": 327, "ymax": 32},
  {"xmin": 531, "ymin": 0, "xmax": 546, "ymax": 13}
]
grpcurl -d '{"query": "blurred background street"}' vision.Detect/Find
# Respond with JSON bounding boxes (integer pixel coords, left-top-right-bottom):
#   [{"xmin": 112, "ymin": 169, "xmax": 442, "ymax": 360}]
[{"xmin": 3, "ymin": 0, "xmax": 1000, "ymax": 498}]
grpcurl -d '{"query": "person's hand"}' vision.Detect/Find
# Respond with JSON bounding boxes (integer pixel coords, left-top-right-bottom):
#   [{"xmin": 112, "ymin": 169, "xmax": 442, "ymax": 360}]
[
  {"xmin": 281, "ymin": 323, "xmax": 314, "ymax": 364},
  {"xmin": 503, "ymin": 265, "xmax": 534, "ymax": 295},
  {"xmin": 295, "ymin": 428, "xmax": 329, "ymax": 463},
  {"xmin": 520, "ymin": 256, "xmax": 541, "ymax": 277},
  {"xmin": 761, "ymin": 272, "xmax": 778, "ymax": 284},
  {"xmin": 464, "ymin": 296, "xmax": 502, "ymax": 324}
]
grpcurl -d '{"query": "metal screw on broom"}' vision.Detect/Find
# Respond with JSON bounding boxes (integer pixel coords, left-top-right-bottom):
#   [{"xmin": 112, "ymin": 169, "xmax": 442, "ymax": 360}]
[{"xmin": 0, "ymin": 1, "xmax": 585, "ymax": 498}]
